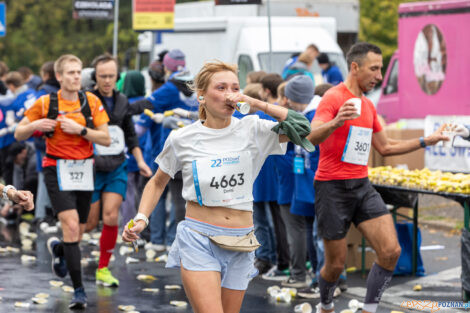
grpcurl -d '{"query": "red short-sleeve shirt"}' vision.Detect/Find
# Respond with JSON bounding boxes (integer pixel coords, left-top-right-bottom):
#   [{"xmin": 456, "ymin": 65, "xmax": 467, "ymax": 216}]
[{"xmin": 313, "ymin": 83, "xmax": 382, "ymax": 181}]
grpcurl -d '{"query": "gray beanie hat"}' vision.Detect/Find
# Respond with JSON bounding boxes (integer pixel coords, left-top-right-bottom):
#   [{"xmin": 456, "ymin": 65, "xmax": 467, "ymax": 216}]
[{"xmin": 285, "ymin": 75, "xmax": 314, "ymax": 104}]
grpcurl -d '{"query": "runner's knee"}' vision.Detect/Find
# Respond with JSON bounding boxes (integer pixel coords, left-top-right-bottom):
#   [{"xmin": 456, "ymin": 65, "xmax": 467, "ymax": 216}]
[{"xmin": 377, "ymin": 243, "xmax": 401, "ymax": 266}]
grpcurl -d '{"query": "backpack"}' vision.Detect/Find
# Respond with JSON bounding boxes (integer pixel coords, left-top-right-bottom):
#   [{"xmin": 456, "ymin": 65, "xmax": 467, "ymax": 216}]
[{"xmin": 45, "ymin": 91, "xmax": 94, "ymax": 138}]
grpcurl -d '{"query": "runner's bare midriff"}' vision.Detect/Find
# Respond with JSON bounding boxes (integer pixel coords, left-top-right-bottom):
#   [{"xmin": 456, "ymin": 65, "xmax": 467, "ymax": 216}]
[{"xmin": 186, "ymin": 201, "xmax": 253, "ymax": 228}]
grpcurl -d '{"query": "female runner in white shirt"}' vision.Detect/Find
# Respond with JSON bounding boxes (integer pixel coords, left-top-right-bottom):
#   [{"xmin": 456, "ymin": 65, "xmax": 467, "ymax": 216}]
[{"xmin": 122, "ymin": 61, "xmax": 307, "ymax": 313}]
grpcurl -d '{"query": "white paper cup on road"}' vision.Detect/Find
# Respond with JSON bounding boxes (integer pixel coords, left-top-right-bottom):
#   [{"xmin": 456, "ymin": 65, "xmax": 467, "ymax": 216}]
[
  {"xmin": 348, "ymin": 299, "xmax": 364, "ymax": 312},
  {"xmin": 345, "ymin": 97, "xmax": 362, "ymax": 118},
  {"xmin": 294, "ymin": 302, "xmax": 313, "ymax": 313},
  {"xmin": 267, "ymin": 285, "xmax": 280, "ymax": 296},
  {"xmin": 275, "ymin": 291, "xmax": 291, "ymax": 303},
  {"xmin": 442, "ymin": 131, "xmax": 455, "ymax": 148}
]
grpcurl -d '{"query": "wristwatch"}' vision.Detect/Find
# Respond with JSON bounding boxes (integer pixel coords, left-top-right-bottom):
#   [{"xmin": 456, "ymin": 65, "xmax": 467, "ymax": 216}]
[
  {"xmin": 80, "ymin": 127, "xmax": 88, "ymax": 136},
  {"xmin": 2, "ymin": 185, "xmax": 16, "ymax": 201},
  {"xmin": 419, "ymin": 137, "xmax": 427, "ymax": 148},
  {"xmin": 134, "ymin": 213, "xmax": 149, "ymax": 227}
]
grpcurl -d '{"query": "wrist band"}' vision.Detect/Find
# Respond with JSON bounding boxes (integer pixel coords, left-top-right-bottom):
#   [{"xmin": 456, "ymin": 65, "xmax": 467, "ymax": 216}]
[
  {"xmin": 2, "ymin": 185, "xmax": 16, "ymax": 201},
  {"xmin": 134, "ymin": 213, "xmax": 149, "ymax": 227},
  {"xmin": 419, "ymin": 136, "xmax": 426, "ymax": 148}
]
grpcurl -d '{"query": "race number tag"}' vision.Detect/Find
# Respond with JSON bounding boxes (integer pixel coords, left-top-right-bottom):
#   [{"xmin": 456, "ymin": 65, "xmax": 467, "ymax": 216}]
[
  {"xmin": 94, "ymin": 126, "xmax": 125, "ymax": 156},
  {"xmin": 192, "ymin": 151, "xmax": 253, "ymax": 207},
  {"xmin": 293, "ymin": 157, "xmax": 305, "ymax": 174},
  {"xmin": 341, "ymin": 126, "xmax": 372, "ymax": 166},
  {"xmin": 57, "ymin": 159, "xmax": 94, "ymax": 191}
]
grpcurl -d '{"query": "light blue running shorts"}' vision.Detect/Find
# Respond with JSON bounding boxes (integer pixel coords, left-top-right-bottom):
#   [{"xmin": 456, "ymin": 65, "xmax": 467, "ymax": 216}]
[{"xmin": 166, "ymin": 217, "xmax": 259, "ymax": 290}]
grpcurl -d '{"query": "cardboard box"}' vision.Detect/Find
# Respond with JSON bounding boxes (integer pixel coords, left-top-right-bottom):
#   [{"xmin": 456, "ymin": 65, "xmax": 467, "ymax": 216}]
[
  {"xmin": 392, "ymin": 207, "xmax": 413, "ymax": 222},
  {"xmin": 368, "ymin": 146, "xmax": 384, "ymax": 167},
  {"xmin": 346, "ymin": 244, "xmax": 357, "ymax": 269},
  {"xmin": 383, "ymin": 127, "xmax": 424, "ymax": 170},
  {"xmin": 346, "ymin": 225, "xmax": 370, "ymax": 246},
  {"xmin": 355, "ymin": 246, "xmax": 377, "ymax": 270}
]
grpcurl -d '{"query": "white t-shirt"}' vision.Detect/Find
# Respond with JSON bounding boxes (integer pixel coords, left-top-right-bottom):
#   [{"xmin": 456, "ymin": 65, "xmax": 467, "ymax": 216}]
[{"xmin": 156, "ymin": 115, "xmax": 287, "ymax": 211}]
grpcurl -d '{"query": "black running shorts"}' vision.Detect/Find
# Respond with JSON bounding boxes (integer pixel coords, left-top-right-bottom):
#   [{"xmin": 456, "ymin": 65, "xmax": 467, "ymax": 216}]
[
  {"xmin": 314, "ymin": 177, "xmax": 389, "ymax": 240},
  {"xmin": 43, "ymin": 166, "xmax": 93, "ymax": 224}
]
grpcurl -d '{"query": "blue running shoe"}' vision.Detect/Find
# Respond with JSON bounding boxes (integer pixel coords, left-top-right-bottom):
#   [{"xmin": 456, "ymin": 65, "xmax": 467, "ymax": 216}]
[
  {"xmin": 47, "ymin": 237, "xmax": 67, "ymax": 278},
  {"xmin": 69, "ymin": 287, "xmax": 87, "ymax": 309}
]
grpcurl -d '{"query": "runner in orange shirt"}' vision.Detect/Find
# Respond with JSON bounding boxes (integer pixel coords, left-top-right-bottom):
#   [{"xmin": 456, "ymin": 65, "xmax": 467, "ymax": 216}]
[
  {"xmin": 15, "ymin": 54, "xmax": 110, "ymax": 310},
  {"xmin": 306, "ymin": 42, "xmax": 448, "ymax": 313}
]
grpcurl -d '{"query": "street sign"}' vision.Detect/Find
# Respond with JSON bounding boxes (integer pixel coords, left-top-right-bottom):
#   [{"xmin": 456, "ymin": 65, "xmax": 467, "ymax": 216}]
[
  {"xmin": 0, "ymin": 2, "xmax": 6, "ymax": 37},
  {"xmin": 73, "ymin": 0, "xmax": 114, "ymax": 20},
  {"xmin": 215, "ymin": 0, "xmax": 261, "ymax": 4},
  {"xmin": 133, "ymin": 0, "xmax": 174, "ymax": 31}
]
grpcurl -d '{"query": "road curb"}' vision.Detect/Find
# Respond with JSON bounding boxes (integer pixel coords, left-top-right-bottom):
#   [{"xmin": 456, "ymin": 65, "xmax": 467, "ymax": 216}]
[{"xmin": 419, "ymin": 220, "xmax": 460, "ymax": 233}]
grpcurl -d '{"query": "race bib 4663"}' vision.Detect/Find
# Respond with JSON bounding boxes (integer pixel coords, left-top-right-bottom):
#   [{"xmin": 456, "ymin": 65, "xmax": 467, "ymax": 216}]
[{"xmin": 192, "ymin": 151, "xmax": 253, "ymax": 207}]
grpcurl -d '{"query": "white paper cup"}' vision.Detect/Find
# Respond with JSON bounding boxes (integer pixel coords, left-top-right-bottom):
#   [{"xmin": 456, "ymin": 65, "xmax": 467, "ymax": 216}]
[
  {"xmin": 348, "ymin": 299, "xmax": 364, "ymax": 312},
  {"xmin": 345, "ymin": 98, "xmax": 362, "ymax": 118},
  {"xmin": 442, "ymin": 131, "xmax": 455, "ymax": 148},
  {"xmin": 267, "ymin": 285, "xmax": 280, "ymax": 296},
  {"xmin": 275, "ymin": 291, "xmax": 291, "ymax": 303},
  {"xmin": 236, "ymin": 102, "xmax": 250, "ymax": 114},
  {"xmin": 294, "ymin": 302, "xmax": 313, "ymax": 313}
]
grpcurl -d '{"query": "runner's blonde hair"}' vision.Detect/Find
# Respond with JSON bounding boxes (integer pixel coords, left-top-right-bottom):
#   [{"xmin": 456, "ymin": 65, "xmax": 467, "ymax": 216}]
[
  {"xmin": 54, "ymin": 54, "xmax": 82, "ymax": 75},
  {"xmin": 192, "ymin": 61, "xmax": 238, "ymax": 120}
]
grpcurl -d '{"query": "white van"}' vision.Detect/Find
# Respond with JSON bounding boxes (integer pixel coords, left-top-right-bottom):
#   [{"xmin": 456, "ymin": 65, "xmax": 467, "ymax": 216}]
[{"xmin": 137, "ymin": 16, "xmax": 347, "ymax": 87}]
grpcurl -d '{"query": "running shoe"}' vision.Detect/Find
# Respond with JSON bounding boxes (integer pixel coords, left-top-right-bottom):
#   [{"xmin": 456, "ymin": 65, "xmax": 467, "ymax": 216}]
[
  {"xmin": 338, "ymin": 276, "xmax": 348, "ymax": 292},
  {"xmin": 297, "ymin": 286, "xmax": 320, "ymax": 299},
  {"xmin": 254, "ymin": 258, "xmax": 272, "ymax": 275},
  {"xmin": 96, "ymin": 267, "xmax": 119, "ymax": 287},
  {"xmin": 69, "ymin": 287, "xmax": 87, "ymax": 309},
  {"xmin": 144, "ymin": 242, "xmax": 166, "ymax": 252},
  {"xmin": 262, "ymin": 266, "xmax": 290, "ymax": 281},
  {"xmin": 47, "ymin": 236, "xmax": 67, "ymax": 278},
  {"xmin": 281, "ymin": 276, "xmax": 310, "ymax": 288}
]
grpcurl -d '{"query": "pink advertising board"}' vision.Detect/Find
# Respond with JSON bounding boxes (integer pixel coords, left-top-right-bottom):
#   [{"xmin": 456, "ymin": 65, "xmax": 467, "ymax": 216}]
[{"xmin": 378, "ymin": 0, "xmax": 470, "ymax": 122}]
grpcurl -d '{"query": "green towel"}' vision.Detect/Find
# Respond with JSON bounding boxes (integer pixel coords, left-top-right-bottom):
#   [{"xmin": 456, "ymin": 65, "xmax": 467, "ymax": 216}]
[{"xmin": 271, "ymin": 109, "xmax": 315, "ymax": 152}]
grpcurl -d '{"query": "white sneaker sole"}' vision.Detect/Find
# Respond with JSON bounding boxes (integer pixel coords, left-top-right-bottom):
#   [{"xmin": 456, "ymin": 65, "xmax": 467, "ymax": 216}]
[{"xmin": 96, "ymin": 280, "xmax": 119, "ymax": 287}]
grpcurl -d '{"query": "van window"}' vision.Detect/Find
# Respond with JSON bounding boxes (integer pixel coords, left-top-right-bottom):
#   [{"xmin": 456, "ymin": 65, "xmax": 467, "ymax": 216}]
[
  {"xmin": 238, "ymin": 55, "xmax": 254, "ymax": 88},
  {"xmin": 384, "ymin": 59, "xmax": 398, "ymax": 95}
]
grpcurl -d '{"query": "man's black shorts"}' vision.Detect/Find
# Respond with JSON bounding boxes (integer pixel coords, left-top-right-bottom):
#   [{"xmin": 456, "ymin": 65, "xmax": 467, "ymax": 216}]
[
  {"xmin": 314, "ymin": 177, "xmax": 388, "ymax": 240},
  {"xmin": 43, "ymin": 166, "xmax": 93, "ymax": 224}
]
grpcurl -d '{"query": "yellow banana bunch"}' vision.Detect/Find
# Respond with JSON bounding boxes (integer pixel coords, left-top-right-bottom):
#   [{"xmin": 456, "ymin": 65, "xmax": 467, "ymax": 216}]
[{"xmin": 369, "ymin": 166, "xmax": 470, "ymax": 194}]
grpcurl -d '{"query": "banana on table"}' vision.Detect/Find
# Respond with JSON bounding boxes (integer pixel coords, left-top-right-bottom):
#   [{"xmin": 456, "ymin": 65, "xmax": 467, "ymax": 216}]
[{"xmin": 369, "ymin": 166, "xmax": 470, "ymax": 194}]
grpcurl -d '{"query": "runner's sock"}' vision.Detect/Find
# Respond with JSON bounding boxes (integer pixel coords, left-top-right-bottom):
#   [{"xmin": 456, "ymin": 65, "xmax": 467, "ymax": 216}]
[
  {"xmin": 363, "ymin": 263, "xmax": 393, "ymax": 313},
  {"xmin": 98, "ymin": 224, "xmax": 118, "ymax": 269},
  {"xmin": 318, "ymin": 273, "xmax": 338, "ymax": 310},
  {"xmin": 63, "ymin": 242, "xmax": 83, "ymax": 289},
  {"xmin": 53, "ymin": 241, "xmax": 64, "ymax": 256}
]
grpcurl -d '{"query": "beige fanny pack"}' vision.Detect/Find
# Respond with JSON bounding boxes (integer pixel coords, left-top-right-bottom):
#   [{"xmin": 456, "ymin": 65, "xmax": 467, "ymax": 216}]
[{"xmin": 192, "ymin": 229, "xmax": 261, "ymax": 252}]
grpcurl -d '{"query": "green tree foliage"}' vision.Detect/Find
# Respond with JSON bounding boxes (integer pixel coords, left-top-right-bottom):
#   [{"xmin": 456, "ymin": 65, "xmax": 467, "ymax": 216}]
[
  {"xmin": 359, "ymin": 0, "xmax": 425, "ymax": 70},
  {"xmin": 0, "ymin": 0, "xmax": 137, "ymax": 72}
]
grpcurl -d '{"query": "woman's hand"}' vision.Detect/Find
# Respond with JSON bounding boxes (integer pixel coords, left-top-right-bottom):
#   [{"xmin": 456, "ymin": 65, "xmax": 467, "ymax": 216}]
[
  {"xmin": 122, "ymin": 219, "xmax": 146, "ymax": 242},
  {"xmin": 225, "ymin": 92, "xmax": 246, "ymax": 108}
]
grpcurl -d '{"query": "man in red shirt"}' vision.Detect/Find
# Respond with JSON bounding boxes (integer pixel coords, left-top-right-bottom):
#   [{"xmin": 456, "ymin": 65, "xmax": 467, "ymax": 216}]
[{"xmin": 307, "ymin": 42, "xmax": 447, "ymax": 313}]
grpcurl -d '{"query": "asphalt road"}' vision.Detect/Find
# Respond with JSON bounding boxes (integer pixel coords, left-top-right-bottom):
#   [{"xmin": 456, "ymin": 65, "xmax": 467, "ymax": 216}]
[{"xmin": 0, "ymin": 221, "xmax": 466, "ymax": 313}]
